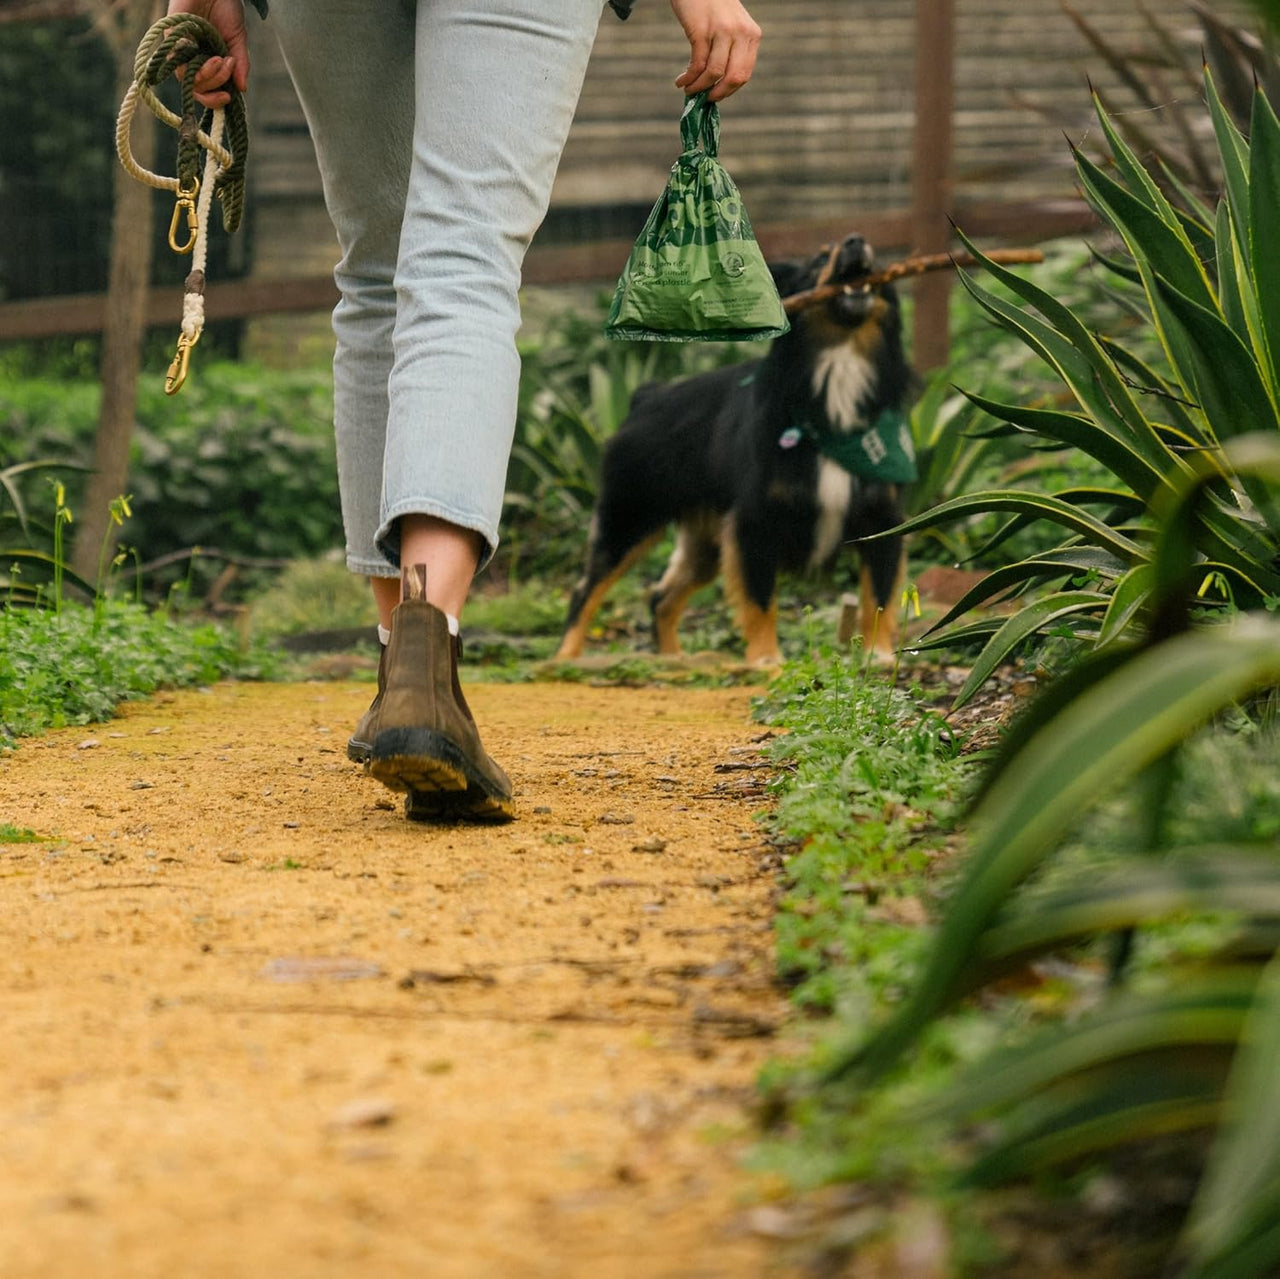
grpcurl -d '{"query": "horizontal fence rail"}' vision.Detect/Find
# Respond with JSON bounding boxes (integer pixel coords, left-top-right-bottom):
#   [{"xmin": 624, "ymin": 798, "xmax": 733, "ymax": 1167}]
[{"xmin": 0, "ymin": 199, "xmax": 1094, "ymax": 342}]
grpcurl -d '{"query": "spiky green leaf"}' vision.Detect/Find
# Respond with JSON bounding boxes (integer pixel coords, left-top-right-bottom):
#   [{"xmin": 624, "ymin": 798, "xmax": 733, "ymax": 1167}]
[
  {"xmin": 1249, "ymin": 89, "xmax": 1280, "ymax": 394},
  {"xmin": 961, "ymin": 390, "xmax": 1172, "ymax": 499},
  {"xmin": 1184, "ymin": 949, "xmax": 1280, "ymax": 1278},
  {"xmin": 1073, "ymin": 143, "xmax": 1216, "ymax": 312},
  {"xmin": 949, "ymin": 593, "xmax": 1111, "ymax": 710},
  {"xmin": 876, "ymin": 490, "xmax": 1146, "ymax": 562},
  {"xmin": 1205, "ymin": 65, "xmax": 1253, "ymax": 256},
  {"xmin": 834, "ymin": 617, "xmax": 1280, "ymax": 1081},
  {"xmin": 1149, "ymin": 274, "xmax": 1280, "ymax": 440}
]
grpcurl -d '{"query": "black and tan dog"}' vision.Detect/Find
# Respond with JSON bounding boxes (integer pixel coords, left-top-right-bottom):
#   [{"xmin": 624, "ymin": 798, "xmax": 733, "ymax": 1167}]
[{"xmin": 556, "ymin": 232, "xmax": 914, "ymax": 666}]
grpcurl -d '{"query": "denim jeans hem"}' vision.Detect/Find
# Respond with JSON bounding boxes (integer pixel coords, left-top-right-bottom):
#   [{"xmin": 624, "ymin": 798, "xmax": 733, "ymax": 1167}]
[
  {"xmin": 346, "ymin": 554, "xmax": 399, "ymax": 579},
  {"xmin": 375, "ymin": 500, "xmax": 499, "ymax": 574}
]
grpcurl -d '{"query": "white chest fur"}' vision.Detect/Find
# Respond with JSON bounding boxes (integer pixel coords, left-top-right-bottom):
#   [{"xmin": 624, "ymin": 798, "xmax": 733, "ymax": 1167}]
[
  {"xmin": 812, "ymin": 344, "xmax": 877, "ymax": 431},
  {"xmin": 809, "ymin": 458, "xmax": 853, "ymax": 567}
]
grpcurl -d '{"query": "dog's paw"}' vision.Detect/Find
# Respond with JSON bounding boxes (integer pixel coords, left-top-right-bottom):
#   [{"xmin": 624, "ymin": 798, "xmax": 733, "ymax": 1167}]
[{"xmin": 863, "ymin": 646, "xmax": 899, "ymax": 671}]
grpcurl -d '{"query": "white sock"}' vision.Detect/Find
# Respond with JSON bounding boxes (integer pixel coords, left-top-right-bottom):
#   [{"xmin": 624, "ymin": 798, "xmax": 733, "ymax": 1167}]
[{"xmin": 379, "ymin": 616, "xmax": 458, "ymax": 643}]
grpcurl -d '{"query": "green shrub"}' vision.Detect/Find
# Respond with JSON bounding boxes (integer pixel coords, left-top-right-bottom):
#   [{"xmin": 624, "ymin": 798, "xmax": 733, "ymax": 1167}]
[
  {"xmin": 0, "ymin": 597, "xmax": 279, "ymax": 747},
  {"xmin": 245, "ymin": 554, "xmax": 377, "ymax": 640},
  {"xmin": 0, "ymin": 363, "xmax": 341, "ymax": 585}
]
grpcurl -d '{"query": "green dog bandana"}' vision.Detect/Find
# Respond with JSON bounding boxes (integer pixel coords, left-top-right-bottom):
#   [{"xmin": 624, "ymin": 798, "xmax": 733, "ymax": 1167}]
[{"xmin": 782, "ymin": 407, "xmax": 918, "ymax": 484}]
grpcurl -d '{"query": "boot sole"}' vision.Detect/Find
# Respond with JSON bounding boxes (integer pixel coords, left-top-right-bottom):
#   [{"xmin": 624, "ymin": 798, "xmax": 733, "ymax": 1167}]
[
  {"xmin": 368, "ymin": 727, "xmax": 470, "ymax": 794},
  {"xmin": 368, "ymin": 727, "xmax": 515, "ymax": 823},
  {"xmin": 404, "ymin": 787, "xmax": 515, "ymax": 824}
]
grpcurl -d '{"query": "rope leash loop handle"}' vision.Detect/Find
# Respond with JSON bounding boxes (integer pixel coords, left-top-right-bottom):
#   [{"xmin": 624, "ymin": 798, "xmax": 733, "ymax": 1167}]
[{"xmin": 115, "ymin": 12, "xmax": 249, "ymax": 394}]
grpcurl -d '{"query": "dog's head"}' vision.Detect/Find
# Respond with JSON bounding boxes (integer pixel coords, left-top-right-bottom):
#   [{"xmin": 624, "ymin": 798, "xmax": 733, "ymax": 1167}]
[
  {"xmin": 771, "ymin": 232, "xmax": 897, "ymax": 351},
  {"xmin": 767, "ymin": 233, "xmax": 912, "ymax": 424}
]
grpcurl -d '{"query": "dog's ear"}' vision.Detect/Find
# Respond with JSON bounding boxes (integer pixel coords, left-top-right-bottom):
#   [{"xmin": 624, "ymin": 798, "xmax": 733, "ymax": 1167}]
[{"xmin": 767, "ymin": 259, "xmax": 810, "ymax": 299}]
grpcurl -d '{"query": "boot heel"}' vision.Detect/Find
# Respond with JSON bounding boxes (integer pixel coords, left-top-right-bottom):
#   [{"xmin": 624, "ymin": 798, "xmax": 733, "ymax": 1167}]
[{"xmin": 368, "ymin": 727, "xmax": 469, "ymax": 793}]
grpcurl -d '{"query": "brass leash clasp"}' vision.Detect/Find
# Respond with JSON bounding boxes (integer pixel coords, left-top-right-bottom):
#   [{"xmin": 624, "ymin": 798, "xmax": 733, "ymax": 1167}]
[
  {"xmin": 168, "ymin": 176, "xmax": 200, "ymax": 254},
  {"xmin": 164, "ymin": 331, "xmax": 198, "ymax": 395}
]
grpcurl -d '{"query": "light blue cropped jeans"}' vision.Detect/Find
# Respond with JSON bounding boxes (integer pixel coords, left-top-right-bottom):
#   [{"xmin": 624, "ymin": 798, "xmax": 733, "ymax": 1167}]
[{"xmin": 268, "ymin": 0, "xmax": 605, "ymax": 575}]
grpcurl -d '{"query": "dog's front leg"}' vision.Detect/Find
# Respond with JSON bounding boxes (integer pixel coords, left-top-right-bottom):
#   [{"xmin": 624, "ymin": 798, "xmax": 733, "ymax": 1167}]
[{"xmin": 721, "ymin": 516, "xmax": 781, "ymax": 667}]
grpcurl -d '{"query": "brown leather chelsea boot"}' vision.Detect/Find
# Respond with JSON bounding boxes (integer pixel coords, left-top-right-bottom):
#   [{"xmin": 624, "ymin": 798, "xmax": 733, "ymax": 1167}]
[
  {"xmin": 365, "ymin": 565, "xmax": 514, "ymax": 821},
  {"xmin": 346, "ymin": 638, "xmax": 388, "ymax": 765}
]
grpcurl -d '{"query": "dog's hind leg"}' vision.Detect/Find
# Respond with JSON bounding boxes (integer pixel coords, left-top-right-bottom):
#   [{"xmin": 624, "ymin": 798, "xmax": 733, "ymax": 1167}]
[
  {"xmin": 859, "ymin": 533, "xmax": 905, "ymax": 658},
  {"xmin": 850, "ymin": 483, "xmax": 906, "ymax": 659},
  {"xmin": 556, "ymin": 527, "xmax": 662, "ymax": 660},
  {"xmin": 649, "ymin": 515, "xmax": 721, "ymax": 655},
  {"xmin": 721, "ymin": 515, "xmax": 781, "ymax": 667}
]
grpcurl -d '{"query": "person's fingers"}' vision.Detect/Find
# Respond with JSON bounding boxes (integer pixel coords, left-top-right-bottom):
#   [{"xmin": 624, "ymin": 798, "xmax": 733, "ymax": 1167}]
[
  {"xmin": 672, "ymin": 2, "xmax": 762, "ymax": 98},
  {"xmin": 706, "ymin": 28, "xmax": 759, "ymax": 100},
  {"xmin": 674, "ymin": 29, "xmax": 710, "ymax": 89},
  {"xmin": 192, "ymin": 54, "xmax": 229, "ymax": 91},
  {"xmin": 176, "ymin": 50, "xmax": 245, "ymax": 109},
  {"xmin": 678, "ymin": 30, "xmax": 730, "ymax": 94}
]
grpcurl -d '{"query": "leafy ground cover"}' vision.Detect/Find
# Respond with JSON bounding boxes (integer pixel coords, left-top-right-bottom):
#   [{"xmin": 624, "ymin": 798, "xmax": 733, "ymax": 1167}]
[{"xmin": 0, "ymin": 598, "xmax": 278, "ymax": 750}]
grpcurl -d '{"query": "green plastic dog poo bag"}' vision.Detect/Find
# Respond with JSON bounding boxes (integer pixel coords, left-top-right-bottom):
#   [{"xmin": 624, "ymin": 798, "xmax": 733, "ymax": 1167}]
[{"xmin": 605, "ymin": 92, "xmax": 789, "ymax": 342}]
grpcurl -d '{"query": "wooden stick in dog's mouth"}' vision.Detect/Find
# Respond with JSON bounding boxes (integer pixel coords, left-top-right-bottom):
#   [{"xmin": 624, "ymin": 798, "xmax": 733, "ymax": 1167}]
[{"xmin": 780, "ymin": 248, "xmax": 1045, "ymax": 316}]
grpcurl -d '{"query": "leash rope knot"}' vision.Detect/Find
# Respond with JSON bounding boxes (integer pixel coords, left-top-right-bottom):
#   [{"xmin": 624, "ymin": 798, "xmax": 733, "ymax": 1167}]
[{"xmin": 115, "ymin": 13, "xmax": 249, "ymax": 393}]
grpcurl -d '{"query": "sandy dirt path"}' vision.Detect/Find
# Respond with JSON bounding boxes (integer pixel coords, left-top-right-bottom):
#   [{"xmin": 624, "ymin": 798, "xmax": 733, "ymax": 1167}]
[{"xmin": 0, "ymin": 679, "xmax": 791, "ymax": 1279}]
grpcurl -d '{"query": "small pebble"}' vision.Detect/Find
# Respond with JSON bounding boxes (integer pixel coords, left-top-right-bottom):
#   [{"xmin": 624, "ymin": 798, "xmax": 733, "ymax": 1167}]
[{"xmin": 328, "ymin": 1098, "xmax": 396, "ymax": 1130}]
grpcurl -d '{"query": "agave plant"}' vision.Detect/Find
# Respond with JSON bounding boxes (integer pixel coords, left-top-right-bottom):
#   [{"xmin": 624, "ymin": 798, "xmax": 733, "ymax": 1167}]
[
  {"xmin": 806, "ymin": 66, "xmax": 1280, "ymax": 1277},
  {"xmin": 822, "ymin": 438, "xmax": 1280, "ymax": 1275},
  {"xmin": 888, "ymin": 70, "xmax": 1280, "ymax": 708}
]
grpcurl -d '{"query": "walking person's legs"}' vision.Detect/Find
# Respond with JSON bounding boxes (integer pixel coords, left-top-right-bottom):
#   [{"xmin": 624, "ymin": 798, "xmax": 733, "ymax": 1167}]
[{"xmin": 270, "ymin": 0, "xmax": 603, "ymax": 819}]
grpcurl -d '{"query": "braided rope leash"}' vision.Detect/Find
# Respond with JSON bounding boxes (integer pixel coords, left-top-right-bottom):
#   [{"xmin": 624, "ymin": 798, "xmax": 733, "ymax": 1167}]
[{"xmin": 115, "ymin": 13, "xmax": 249, "ymax": 394}]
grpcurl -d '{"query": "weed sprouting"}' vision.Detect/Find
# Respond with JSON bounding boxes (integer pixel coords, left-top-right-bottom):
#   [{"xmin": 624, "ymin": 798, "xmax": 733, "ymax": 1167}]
[
  {"xmin": 0, "ymin": 823, "xmax": 44, "ymax": 844},
  {"xmin": 754, "ymin": 645, "xmax": 977, "ymax": 1012},
  {"xmin": 49, "ymin": 479, "xmax": 72, "ymax": 613}
]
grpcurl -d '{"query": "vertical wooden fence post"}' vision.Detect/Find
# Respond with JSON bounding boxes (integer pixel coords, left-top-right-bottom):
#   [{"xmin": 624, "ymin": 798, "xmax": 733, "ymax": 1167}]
[{"xmin": 911, "ymin": 0, "xmax": 956, "ymax": 372}]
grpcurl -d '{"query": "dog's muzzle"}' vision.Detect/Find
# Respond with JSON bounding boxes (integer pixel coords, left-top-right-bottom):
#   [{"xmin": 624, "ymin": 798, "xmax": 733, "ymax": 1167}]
[{"xmin": 826, "ymin": 234, "xmax": 879, "ymax": 326}]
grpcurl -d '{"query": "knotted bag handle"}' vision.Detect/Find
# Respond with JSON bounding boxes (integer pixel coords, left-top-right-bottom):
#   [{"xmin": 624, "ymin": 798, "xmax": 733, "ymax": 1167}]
[{"xmin": 679, "ymin": 90, "xmax": 720, "ymax": 157}]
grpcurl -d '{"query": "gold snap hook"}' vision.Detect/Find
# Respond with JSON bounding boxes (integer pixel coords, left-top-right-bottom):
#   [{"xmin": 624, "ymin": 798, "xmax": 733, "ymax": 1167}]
[
  {"xmin": 168, "ymin": 176, "xmax": 200, "ymax": 254},
  {"xmin": 165, "ymin": 331, "xmax": 198, "ymax": 395}
]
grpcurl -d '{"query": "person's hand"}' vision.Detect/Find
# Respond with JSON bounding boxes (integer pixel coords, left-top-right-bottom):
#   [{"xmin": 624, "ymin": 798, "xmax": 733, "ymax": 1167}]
[
  {"xmin": 165, "ymin": 0, "xmax": 250, "ymax": 108},
  {"xmin": 670, "ymin": 0, "xmax": 761, "ymax": 102}
]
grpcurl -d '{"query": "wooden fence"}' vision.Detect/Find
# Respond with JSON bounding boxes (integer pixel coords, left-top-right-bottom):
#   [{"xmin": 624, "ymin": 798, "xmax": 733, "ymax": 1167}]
[{"xmin": 0, "ymin": 0, "xmax": 1241, "ymax": 365}]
